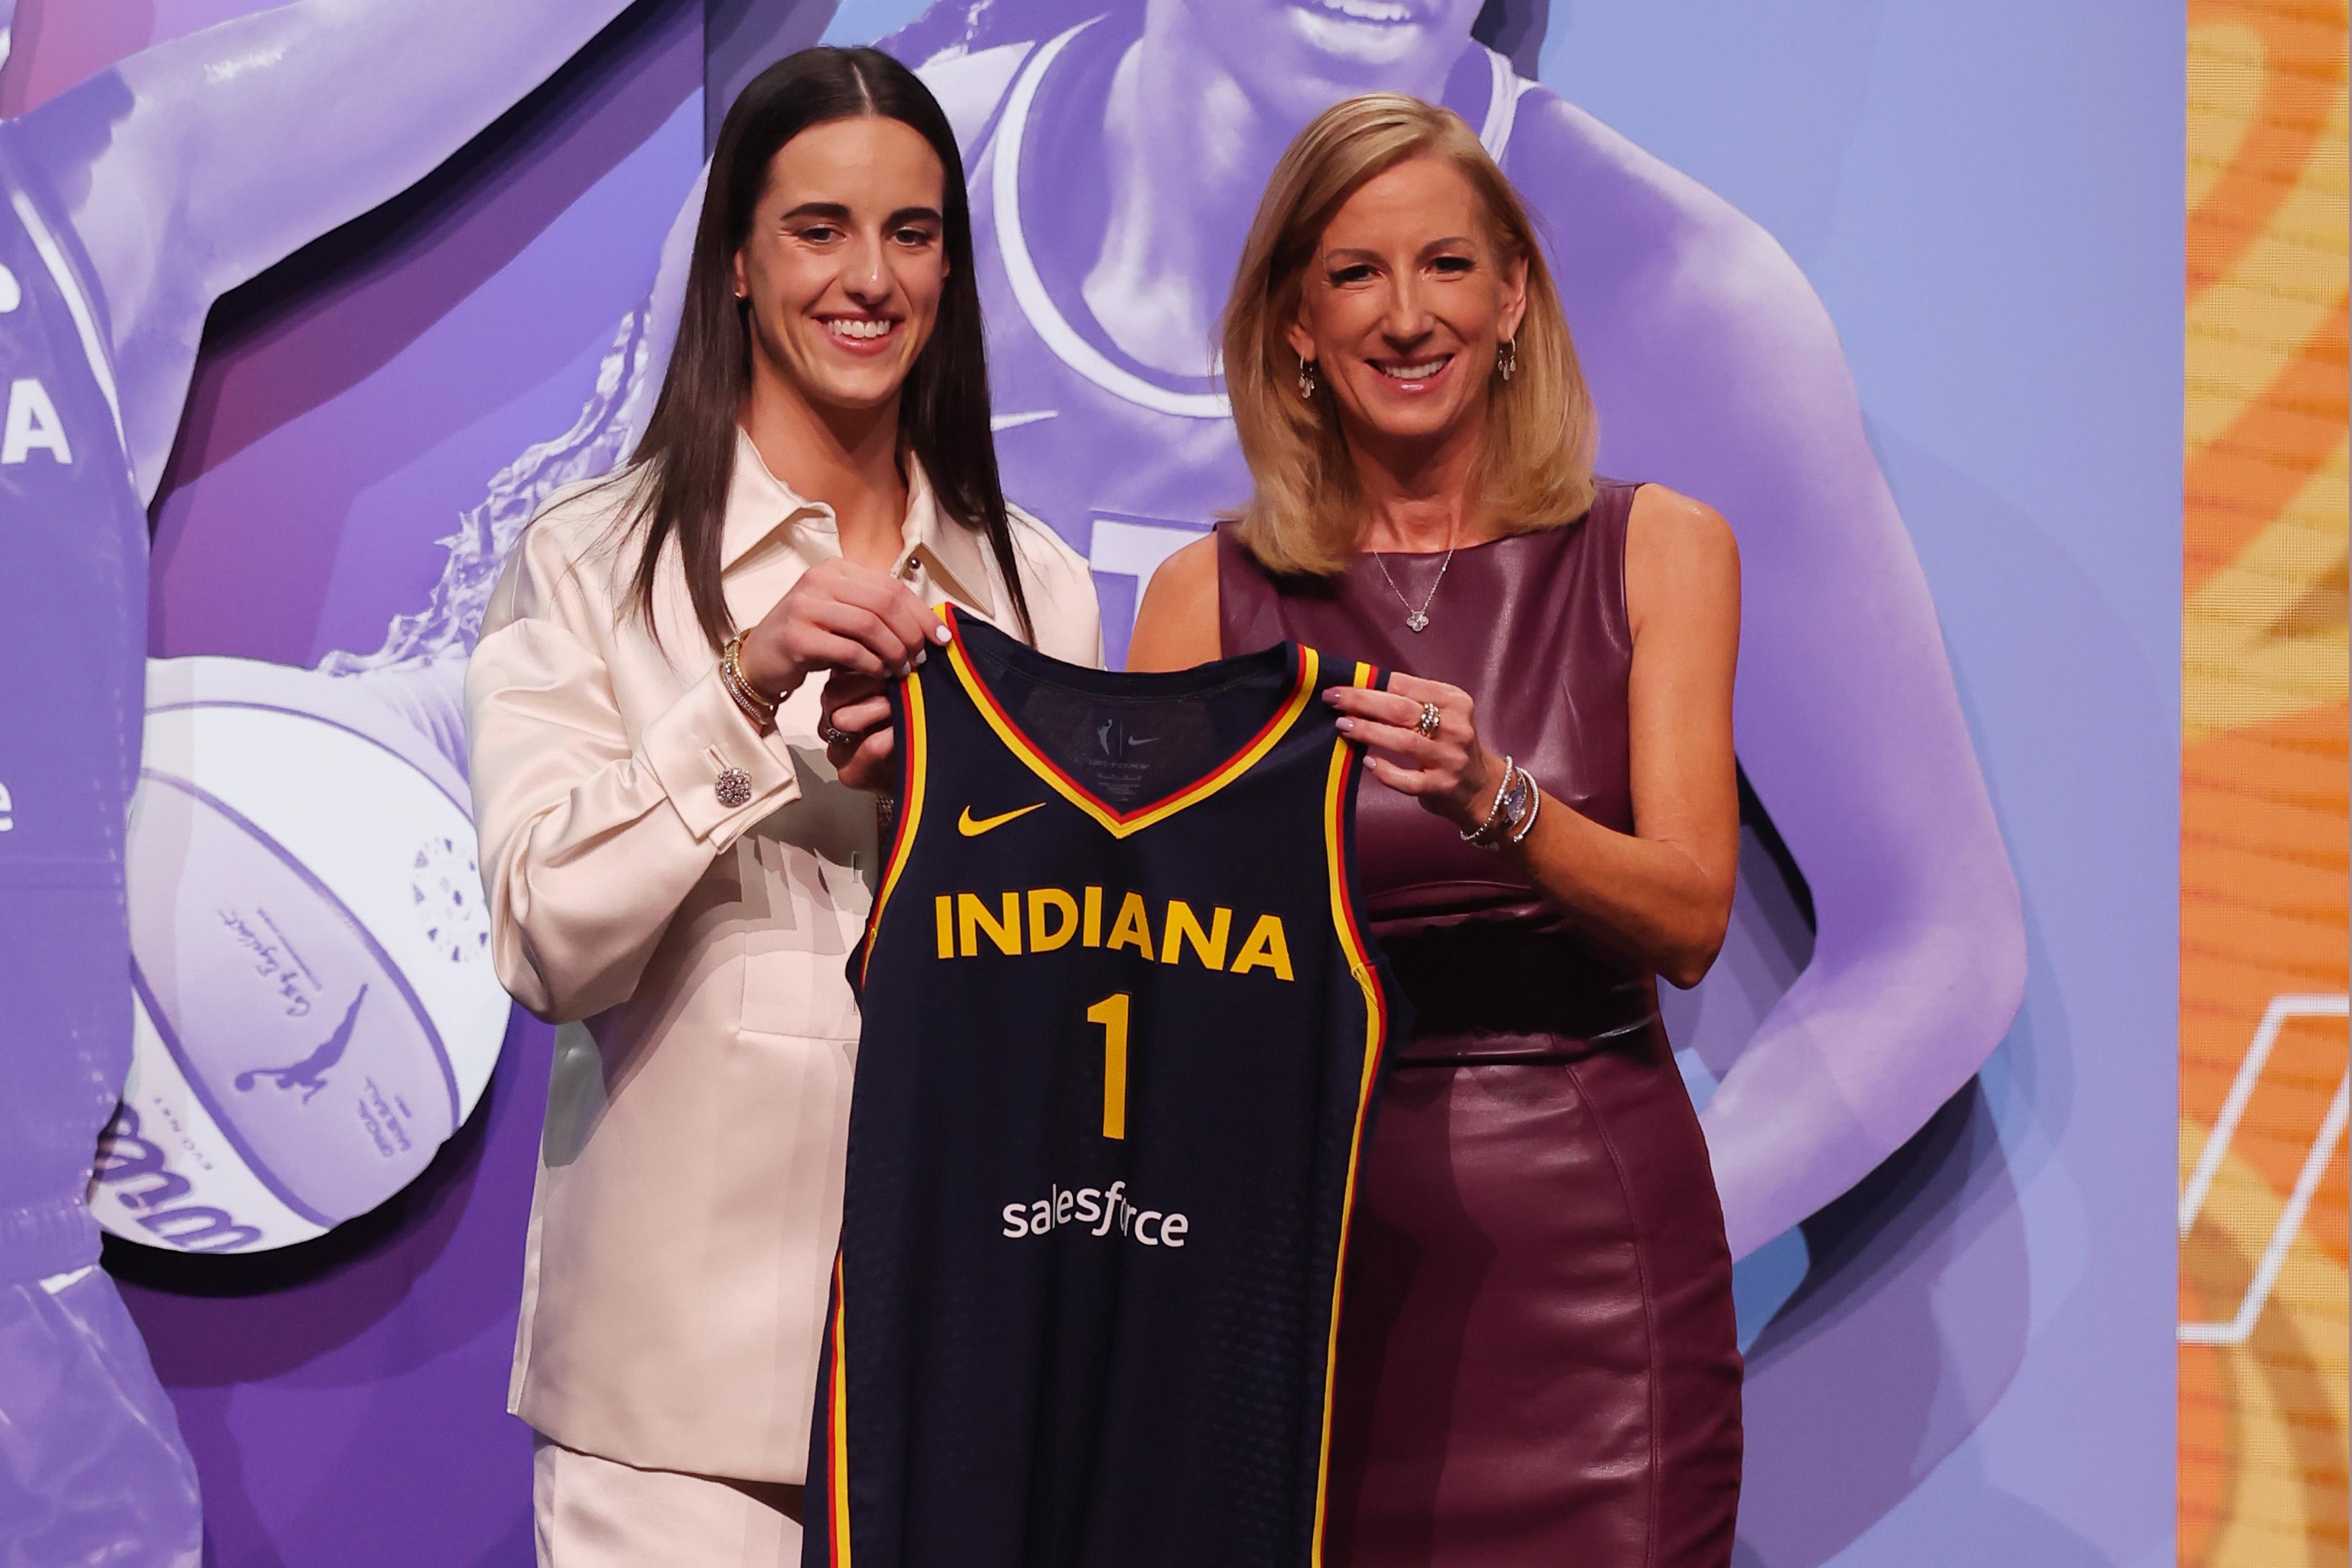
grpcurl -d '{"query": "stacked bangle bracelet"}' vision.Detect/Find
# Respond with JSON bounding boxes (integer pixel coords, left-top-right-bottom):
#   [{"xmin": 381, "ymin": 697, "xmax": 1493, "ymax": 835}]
[
  {"xmin": 720, "ymin": 635, "xmax": 778, "ymax": 732},
  {"xmin": 1463, "ymin": 753, "xmax": 1516, "ymax": 844},
  {"xmin": 1460, "ymin": 754, "xmax": 1542, "ymax": 850},
  {"xmin": 1510, "ymin": 777, "xmax": 1542, "ymax": 845}
]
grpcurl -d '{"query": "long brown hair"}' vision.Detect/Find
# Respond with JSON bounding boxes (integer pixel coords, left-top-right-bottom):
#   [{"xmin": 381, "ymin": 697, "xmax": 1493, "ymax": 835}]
[
  {"xmin": 622, "ymin": 46, "xmax": 1032, "ymax": 646},
  {"xmin": 1221, "ymin": 93, "xmax": 1595, "ymax": 576}
]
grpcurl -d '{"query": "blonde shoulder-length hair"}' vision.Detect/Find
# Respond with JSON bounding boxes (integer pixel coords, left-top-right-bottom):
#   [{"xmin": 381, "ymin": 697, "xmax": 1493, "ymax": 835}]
[{"xmin": 1221, "ymin": 93, "xmax": 1596, "ymax": 576}]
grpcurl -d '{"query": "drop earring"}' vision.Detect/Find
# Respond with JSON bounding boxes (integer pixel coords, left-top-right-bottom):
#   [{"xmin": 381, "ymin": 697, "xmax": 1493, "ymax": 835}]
[
  {"xmin": 1296, "ymin": 359, "xmax": 1318, "ymax": 400},
  {"xmin": 1498, "ymin": 338, "xmax": 1517, "ymax": 382}
]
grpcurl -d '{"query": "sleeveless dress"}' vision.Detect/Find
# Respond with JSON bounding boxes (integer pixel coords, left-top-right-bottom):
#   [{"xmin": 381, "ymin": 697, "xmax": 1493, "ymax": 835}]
[{"xmin": 1217, "ymin": 481, "xmax": 1743, "ymax": 1566}]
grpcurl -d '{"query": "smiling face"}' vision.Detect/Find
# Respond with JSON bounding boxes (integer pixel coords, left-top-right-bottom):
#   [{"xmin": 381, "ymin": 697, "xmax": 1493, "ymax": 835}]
[
  {"xmin": 1161, "ymin": 0, "xmax": 1486, "ymax": 117},
  {"xmin": 1286, "ymin": 155, "xmax": 1526, "ymax": 458},
  {"xmin": 732, "ymin": 115, "xmax": 949, "ymax": 417}
]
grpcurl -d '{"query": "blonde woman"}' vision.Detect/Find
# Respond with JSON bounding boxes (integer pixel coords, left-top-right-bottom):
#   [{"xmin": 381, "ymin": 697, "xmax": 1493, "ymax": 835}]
[{"xmin": 1132, "ymin": 96, "xmax": 1742, "ymax": 1562}]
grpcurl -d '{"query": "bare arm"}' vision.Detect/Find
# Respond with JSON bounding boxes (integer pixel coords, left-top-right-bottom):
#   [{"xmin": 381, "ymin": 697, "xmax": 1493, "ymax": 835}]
[
  {"xmin": 26, "ymin": 0, "xmax": 646, "ymax": 498},
  {"xmin": 1127, "ymin": 534, "xmax": 1222, "ymax": 672},
  {"xmin": 1498, "ymin": 488, "xmax": 1739, "ymax": 986},
  {"xmin": 1324, "ymin": 488, "xmax": 1741, "ymax": 987}
]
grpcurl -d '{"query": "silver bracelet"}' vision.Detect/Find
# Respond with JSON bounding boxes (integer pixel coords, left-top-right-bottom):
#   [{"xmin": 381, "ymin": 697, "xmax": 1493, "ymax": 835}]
[
  {"xmin": 1509, "ymin": 776, "xmax": 1543, "ymax": 844},
  {"xmin": 1460, "ymin": 755, "xmax": 1515, "ymax": 844}
]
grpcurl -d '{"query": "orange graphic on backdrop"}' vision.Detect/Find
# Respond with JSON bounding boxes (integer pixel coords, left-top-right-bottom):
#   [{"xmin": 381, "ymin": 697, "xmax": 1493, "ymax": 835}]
[{"xmin": 2179, "ymin": 0, "xmax": 2349, "ymax": 1562}]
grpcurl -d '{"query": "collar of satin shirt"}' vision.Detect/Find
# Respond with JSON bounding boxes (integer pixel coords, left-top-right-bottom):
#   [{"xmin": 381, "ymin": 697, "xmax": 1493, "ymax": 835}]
[{"xmin": 721, "ymin": 425, "xmax": 996, "ymax": 617}]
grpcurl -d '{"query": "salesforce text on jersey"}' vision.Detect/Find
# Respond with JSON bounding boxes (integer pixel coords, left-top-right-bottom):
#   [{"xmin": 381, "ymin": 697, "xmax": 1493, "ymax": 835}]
[{"xmin": 1002, "ymin": 1181, "xmax": 1189, "ymax": 1248}]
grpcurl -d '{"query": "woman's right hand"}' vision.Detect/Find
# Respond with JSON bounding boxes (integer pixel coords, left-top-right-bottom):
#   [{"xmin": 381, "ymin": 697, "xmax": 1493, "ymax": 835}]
[{"xmin": 734, "ymin": 557, "xmax": 949, "ymax": 701}]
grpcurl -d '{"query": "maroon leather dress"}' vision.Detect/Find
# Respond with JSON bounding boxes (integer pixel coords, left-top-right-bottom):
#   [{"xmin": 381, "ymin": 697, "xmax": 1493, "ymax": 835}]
[{"xmin": 1218, "ymin": 479, "xmax": 1743, "ymax": 1566}]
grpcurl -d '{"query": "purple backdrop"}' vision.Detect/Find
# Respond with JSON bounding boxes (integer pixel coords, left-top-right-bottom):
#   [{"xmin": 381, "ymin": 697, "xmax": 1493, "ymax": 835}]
[{"xmin": 0, "ymin": 0, "xmax": 2176, "ymax": 1562}]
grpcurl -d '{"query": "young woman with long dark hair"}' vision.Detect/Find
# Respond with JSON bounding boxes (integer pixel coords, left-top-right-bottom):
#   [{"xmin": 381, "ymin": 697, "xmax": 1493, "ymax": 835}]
[{"xmin": 464, "ymin": 47, "xmax": 1099, "ymax": 1564}]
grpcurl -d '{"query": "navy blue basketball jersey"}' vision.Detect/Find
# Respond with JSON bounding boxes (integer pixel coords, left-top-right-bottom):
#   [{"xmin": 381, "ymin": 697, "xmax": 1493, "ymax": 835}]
[{"xmin": 806, "ymin": 609, "xmax": 1405, "ymax": 1568}]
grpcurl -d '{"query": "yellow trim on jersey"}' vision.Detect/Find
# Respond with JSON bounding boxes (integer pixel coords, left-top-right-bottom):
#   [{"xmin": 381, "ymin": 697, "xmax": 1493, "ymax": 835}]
[
  {"xmin": 827, "ymin": 1253, "xmax": 852, "ymax": 1565},
  {"xmin": 857, "ymin": 670, "xmax": 929, "ymax": 987},
  {"xmin": 944, "ymin": 621, "xmax": 1319, "ymax": 839},
  {"xmin": 1312, "ymin": 660, "xmax": 1390, "ymax": 1565}
]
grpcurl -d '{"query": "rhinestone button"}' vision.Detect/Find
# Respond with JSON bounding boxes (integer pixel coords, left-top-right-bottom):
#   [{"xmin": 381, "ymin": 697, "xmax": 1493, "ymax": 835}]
[{"xmin": 714, "ymin": 766, "xmax": 754, "ymax": 809}]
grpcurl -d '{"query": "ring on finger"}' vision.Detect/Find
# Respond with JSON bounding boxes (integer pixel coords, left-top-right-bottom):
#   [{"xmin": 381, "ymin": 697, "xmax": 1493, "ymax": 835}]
[
  {"xmin": 820, "ymin": 718, "xmax": 852, "ymax": 747},
  {"xmin": 1413, "ymin": 701, "xmax": 1442, "ymax": 739}
]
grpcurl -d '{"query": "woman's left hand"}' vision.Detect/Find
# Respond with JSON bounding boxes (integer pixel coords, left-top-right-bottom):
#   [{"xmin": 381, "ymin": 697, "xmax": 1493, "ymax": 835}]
[{"xmin": 1323, "ymin": 671, "xmax": 1505, "ymax": 836}]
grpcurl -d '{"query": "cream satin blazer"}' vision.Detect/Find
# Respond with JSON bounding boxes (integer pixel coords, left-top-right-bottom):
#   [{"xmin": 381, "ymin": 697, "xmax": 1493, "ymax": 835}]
[{"xmin": 466, "ymin": 430, "xmax": 1102, "ymax": 1483}]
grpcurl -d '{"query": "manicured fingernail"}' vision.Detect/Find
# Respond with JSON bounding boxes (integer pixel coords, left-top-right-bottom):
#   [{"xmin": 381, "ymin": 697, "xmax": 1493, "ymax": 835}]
[
  {"xmin": 1335, "ymin": 717, "xmax": 1355, "ymax": 732},
  {"xmin": 933, "ymin": 623, "xmax": 952, "ymax": 643},
  {"xmin": 1322, "ymin": 688, "xmax": 1344, "ymax": 702},
  {"xmin": 899, "ymin": 662, "xmax": 913, "ymax": 676},
  {"xmin": 916, "ymin": 650, "xmax": 928, "ymax": 666}
]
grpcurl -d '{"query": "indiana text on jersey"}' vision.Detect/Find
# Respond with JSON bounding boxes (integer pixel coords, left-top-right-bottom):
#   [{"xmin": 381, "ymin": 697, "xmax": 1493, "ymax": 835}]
[{"xmin": 931, "ymin": 887, "xmax": 1296, "ymax": 979}]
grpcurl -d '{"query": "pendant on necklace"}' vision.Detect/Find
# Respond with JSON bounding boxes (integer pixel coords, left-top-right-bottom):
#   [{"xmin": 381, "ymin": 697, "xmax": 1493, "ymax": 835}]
[{"xmin": 1406, "ymin": 611, "xmax": 1429, "ymax": 632}]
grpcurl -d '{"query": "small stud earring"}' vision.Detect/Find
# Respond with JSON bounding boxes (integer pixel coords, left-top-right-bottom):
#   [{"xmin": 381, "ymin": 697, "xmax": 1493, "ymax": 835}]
[
  {"xmin": 1497, "ymin": 338, "xmax": 1517, "ymax": 383},
  {"xmin": 1296, "ymin": 359, "xmax": 1318, "ymax": 400}
]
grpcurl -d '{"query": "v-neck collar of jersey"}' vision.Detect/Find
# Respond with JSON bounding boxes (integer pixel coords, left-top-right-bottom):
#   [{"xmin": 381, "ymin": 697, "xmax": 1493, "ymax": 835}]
[{"xmin": 939, "ymin": 606, "xmax": 1317, "ymax": 839}]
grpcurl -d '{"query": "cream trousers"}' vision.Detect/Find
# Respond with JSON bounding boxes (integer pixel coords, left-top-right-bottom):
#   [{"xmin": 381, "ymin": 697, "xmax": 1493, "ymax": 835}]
[{"xmin": 533, "ymin": 1437, "xmax": 804, "ymax": 1567}]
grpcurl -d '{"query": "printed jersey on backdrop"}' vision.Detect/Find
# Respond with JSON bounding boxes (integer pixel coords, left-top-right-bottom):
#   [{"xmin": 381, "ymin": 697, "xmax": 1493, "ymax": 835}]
[
  {"xmin": 0, "ymin": 106, "xmax": 144, "ymax": 1280},
  {"xmin": 808, "ymin": 612, "xmax": 1401, "ymax": 1567}
]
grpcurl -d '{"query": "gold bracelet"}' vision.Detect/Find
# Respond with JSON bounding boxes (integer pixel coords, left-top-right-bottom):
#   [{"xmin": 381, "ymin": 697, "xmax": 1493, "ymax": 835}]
[
  {"xmin": 719, "ymin": 638, "xmax": 760, "ymax": 714},
  {"xmin": 720, "ymin": 636, "xmax": 777, "ymax": 730},
  {"xmin": 722, "ymin": 635, "xmax": 771, "ymax": 701}
]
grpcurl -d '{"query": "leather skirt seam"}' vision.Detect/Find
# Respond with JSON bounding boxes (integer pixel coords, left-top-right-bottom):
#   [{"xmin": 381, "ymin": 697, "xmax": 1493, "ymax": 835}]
[{"xmin": 1559, "ymin": 1053, "xmax": 1664, "ymax": 1568}]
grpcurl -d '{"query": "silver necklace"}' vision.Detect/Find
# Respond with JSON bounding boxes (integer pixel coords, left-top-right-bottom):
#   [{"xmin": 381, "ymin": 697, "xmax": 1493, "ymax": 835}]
[{"xmin": 1373, "ymin": 544, "xmax": 1456, "ymax": 632}]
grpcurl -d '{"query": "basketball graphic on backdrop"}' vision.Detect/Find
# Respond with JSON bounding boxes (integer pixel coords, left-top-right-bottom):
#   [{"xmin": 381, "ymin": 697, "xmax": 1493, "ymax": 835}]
[{"xmin": 90, "ymin": 655, "xmax": 509, "ymax": 1253}]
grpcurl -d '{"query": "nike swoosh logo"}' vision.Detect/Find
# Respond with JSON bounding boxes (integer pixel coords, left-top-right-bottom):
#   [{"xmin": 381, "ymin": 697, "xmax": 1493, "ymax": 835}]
[{"xmin": 958, "ymin": 802, "xmax": 1046, "ymax": 836}]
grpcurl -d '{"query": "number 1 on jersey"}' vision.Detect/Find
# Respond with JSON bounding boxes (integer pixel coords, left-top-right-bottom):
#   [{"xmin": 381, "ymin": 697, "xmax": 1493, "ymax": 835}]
[{"xmin": 1088, "ymin": 992, "xmax": 1130, "ymax": 1140}]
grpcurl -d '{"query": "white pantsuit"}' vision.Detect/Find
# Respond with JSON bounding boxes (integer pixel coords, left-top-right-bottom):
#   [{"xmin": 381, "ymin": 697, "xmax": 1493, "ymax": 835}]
[{"xmin": 466, "ymin": 432, "xmax": 1102, "ymax": 1560}]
